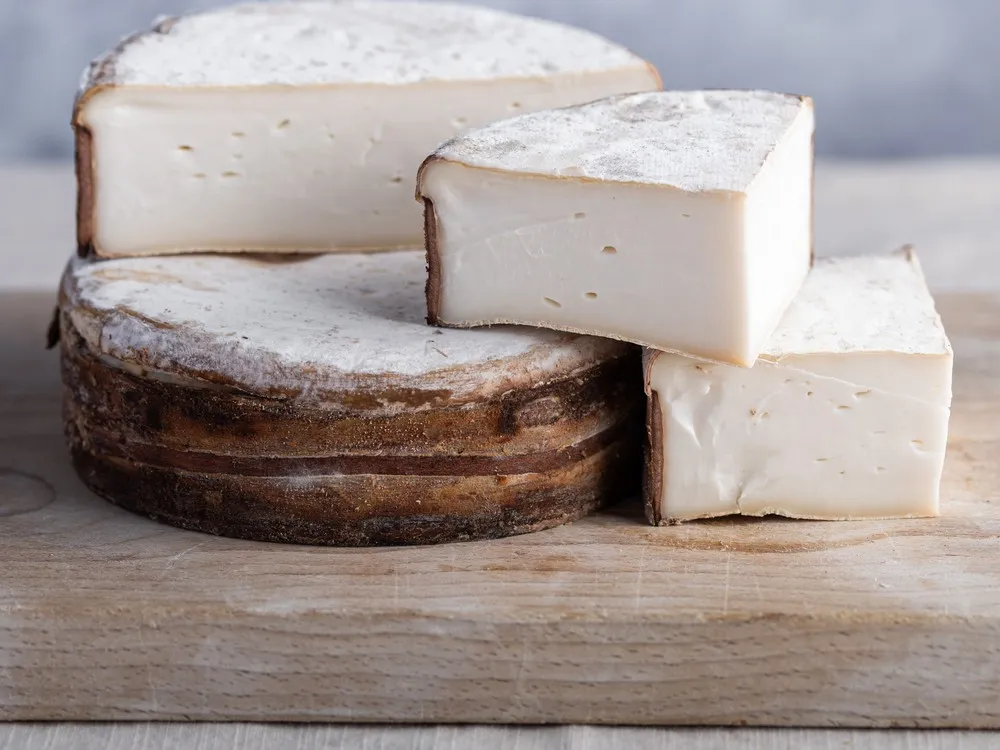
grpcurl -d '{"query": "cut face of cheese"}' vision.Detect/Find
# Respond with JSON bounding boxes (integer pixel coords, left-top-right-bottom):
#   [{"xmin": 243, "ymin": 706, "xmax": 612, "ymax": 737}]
[
  {"xmin": 74, "ymin": 1, "xmax": 660, "ymax": 258},
  {"xmin": 644, "ymin": 249, "xmax": 954, "ymax": 523},
  {"xmin": 418, "ymin": 90, "xmax": 814, "ymax": 366},
  {"xmin": 59, "ymin": 250, "xmax": 642, "ymax": 545}
]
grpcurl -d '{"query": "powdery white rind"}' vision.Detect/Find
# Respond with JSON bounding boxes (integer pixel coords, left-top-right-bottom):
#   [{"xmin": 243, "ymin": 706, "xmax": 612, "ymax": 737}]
[
  {"xmin": 63, "ymin": 251, "xmax": 629, "ymax": 402},
  {"xmin": 428, "ymin": 90, "xmax": 809, "ymax": 193},
  {"xmin": 83, "ymin": 1, "xmax": 649, "ymax": 89},
  {"xmin": 763, "ymin": 249, "xmax": 952, "ymax": 359}
]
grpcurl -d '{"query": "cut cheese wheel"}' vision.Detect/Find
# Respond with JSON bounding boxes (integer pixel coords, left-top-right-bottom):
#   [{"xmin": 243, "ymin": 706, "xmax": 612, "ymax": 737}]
[
  {"xmin": 418, "ymin": 90, "xmax": 814, "ymax": 366},
  {"xmin": 644, "ymin": 248, "xmax": 953, "ymax": 524},
  {"xmin": 74, "ymin": 1, "xmax": 660, "ymax": 258},
  {"xmin": 58, "ymin": 251, "xmax": 642, "ymax": 546}
]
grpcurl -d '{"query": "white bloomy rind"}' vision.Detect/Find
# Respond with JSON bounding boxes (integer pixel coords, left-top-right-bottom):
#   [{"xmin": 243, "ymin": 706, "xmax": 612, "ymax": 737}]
[
  {"xmin": 75, "ymin": 1, "xmax": 660, "ymax": 257},
  {"xmin": 63, "ymin": 250, "xmax": 631, "ymax": 404},
  {"xmin": 418, "ymin": 90, "xmax": 814, "ymax": 366},
  {"xmin": 645, "ymin": 250, "xmax": 954, "ymax": 523}
]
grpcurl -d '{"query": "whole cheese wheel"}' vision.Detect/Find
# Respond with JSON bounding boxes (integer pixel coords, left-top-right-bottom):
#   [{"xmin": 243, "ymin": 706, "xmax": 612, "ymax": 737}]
[{"xmin": 59, "ymin": 251, "xmax": 641, "ymax": 545}]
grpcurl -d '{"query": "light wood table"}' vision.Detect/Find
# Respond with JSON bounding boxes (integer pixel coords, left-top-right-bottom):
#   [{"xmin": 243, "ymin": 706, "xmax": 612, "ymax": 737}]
[{"xmin": 3, "ymin": 162, "xmax": 1000, "ymax": 749}]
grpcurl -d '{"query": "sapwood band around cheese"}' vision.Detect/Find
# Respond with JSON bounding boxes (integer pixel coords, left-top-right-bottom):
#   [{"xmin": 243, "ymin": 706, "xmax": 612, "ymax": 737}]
[{"xmin": 60, "ymin": 313, "xmax": 643, "ymax": 546}]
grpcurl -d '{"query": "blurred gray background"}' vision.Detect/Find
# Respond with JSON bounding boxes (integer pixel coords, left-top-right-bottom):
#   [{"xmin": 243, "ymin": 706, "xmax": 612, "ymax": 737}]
[{"xmin": 1, "ymin": 0, "xmax": 997, "ymax": 163}]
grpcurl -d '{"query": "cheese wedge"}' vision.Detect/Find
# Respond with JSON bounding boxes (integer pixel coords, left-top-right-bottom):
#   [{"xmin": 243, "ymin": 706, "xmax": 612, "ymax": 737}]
[
  {"xmin": 418, "ymin": 90, "xmax": 814, "ymax": 366},
  {"xmin": 644, "ymin": 249, "xmax": 953, "ymax": 523},
  {"xmin": 73, "ymin": 1, "xmax": 660, "ymax": 258},
  {"xmin": 58, "ymin": 250, "xmax": 642, "ymax": 545}
]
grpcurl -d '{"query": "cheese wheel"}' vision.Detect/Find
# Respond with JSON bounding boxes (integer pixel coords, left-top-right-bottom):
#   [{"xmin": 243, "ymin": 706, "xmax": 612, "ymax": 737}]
[
  {"xmin": 59, "ymin": 251, "xmax": 641, "ymax": 545},
  {"xmin": 73, "ymin": 1, "xmax": 660, "ymax": 257}
]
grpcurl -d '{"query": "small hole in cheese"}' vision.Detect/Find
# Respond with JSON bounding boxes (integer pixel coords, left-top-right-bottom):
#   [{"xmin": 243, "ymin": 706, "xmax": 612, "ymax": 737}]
[
  {"xmin": 390, "ymin": 176, "xmax": 404, "ymax": 184},
  {"xmin": 510, "ymin": 101, "xmax": 522, "ymax": 110},
  {"xmin": 876, "ymin": 466, "xmax": 887, "ymax": 472},
  {"xmin": 232, "ymin": 131, "xmax": 245, "ymax": 138},
  {"xmin": 453, "ymin": 117, "xmax": 468, "ymax": 128},
  {"xmin": 806, "ymin": 391, "xmax": 814, "ymax": 397},
  {"xmin": 836, "ymin": 405, "xmax": 850, "ymax": 411},
  {"xmin": 221, "ymin": 171, "xmax": 240, "ymax": 178},
  {"xmin": 574, "ymin": 212, "xmax": 586, "ymax": 220},
  {"xmin": 815, "ymin": 457, "xmax": 829, "ymax": 462},
  {"xmin": 854, "ymin": 390, "xmax": 872, "ymax": 398},
  {"xmin": 602, "ymin": 246, "xmax": 617, "ymax": 254},
  {"xmin": 543, "ymin": 297, "xmax": 562, "ymax": 308},
  {"xmin": 681, "ymin": 213, "xmax": 691, "ymax": 218},
  {"xmin": 584, "ymin": 292, "xmax": 598, "ymax": 299},
  {"xmin": 193, "ymin": 173, "xmax": 206, "ymax": 179},
  {"xmin": 277, "ymin": 119, "xmax": 291, "ymax": 129},
  {"xmin": 178, "ymin": 145, "xmax": 193, "ymax": 151}
]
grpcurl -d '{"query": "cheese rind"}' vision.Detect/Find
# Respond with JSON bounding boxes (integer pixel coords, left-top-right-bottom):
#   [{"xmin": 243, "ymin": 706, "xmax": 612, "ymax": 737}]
[
  {"xmin": 644, "ymin": 250, "xmax": 954, "ymax": 523},
  {"xmin": 418, "ymin": 90, "xmax": 813, "ymax": 366},
  {"xmin": 59, "ymin": 250, "xmax": 643, "ymax": 545},
  {"xmin": 75, "ymin": 1, "xmax": 660, "ymax": 258},
  {"xmin": 62, "ymin": 251, "xmax": 630, "ymax": 404}
]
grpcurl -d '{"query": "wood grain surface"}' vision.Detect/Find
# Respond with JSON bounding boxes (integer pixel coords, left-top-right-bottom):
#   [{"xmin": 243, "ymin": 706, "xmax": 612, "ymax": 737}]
[
  {"xmin": 2, "ymin": 284, "xmax": 1000, "ymax": 727},
  {"xmin": 1, "ymin": 724, "xmax": 998, "ymax": 750}
]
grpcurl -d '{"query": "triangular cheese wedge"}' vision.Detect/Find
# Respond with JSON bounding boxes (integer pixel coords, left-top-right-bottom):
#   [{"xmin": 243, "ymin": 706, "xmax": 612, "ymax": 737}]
[{"xmin": 418, "ymin": 90, "xmax": 814, "ymax": 366}]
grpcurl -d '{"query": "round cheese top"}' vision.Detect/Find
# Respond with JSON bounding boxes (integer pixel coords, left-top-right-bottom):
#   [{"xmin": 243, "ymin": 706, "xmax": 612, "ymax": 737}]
[
  {"xmin": 63, "ymin": 251, "xmax": 629, "ymax": 402},
  {"xmin": 83, "ymin": 1, "xmax": 648, "ymax": 89},
  {"xmin": 427, "ymin": 90, "xmax": 810, "ymax": 194}
]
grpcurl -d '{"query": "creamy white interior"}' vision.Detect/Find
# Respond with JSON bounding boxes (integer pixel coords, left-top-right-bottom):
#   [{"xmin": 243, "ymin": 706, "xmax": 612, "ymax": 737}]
[
  {"xmin": 646, "ymin": 252, "xmax": 954, "ymax": 522},
  {"xmin": 422, "ymin": 104, "xmax": 812, "ymax": 365},
  {"xmin": 82, "ymin": 70, "xmax": 658, "ymax": 256},
  {"xmin": 426, "ymin": 165, "xmax": 745, "ymax": 362},
  {"xmin": 649, "ymin": 355, "xmax": 952, "ymax": 520}
]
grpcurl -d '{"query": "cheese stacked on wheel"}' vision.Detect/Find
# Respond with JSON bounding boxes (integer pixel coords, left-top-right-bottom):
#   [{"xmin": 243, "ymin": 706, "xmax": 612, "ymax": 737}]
[
  {"xmin": 62, "ymin": 0, "xmax": 659, "ymax": 544},
  {"xmin": 68, "ymin": 0, "xmax": 954, "ymax": 534},
  {"xmin": 418, "ymin": 90, "xmax": 815, "ymax": 367},
  {"xmin": 74, "ymin": 1, "xmax": 661, "ymax": 257}
]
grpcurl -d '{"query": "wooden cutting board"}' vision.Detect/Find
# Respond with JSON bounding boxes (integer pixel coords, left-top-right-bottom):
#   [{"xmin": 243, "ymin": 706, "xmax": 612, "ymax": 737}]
[{"xmin": 2, "ymin": 289, "xmax": 998, "ymax": 728}]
